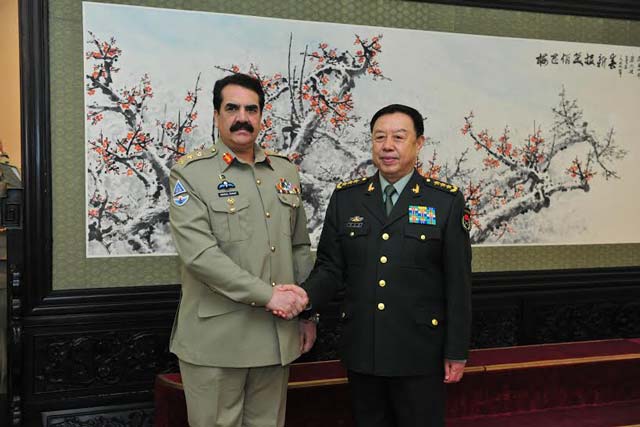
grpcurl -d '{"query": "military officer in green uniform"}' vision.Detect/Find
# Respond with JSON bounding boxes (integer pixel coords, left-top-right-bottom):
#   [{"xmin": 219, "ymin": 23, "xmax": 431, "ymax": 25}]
[
  {"xmin": 169, "ymin": 73, "xmax": 315, "ymax": 427},
  {"xmin": 299, "ymin": 104, "xmax": 472, "ymax": 427}
]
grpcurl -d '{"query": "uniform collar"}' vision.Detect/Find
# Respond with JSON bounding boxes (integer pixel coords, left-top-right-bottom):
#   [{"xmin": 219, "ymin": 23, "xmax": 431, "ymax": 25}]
[
  {"xmin": 379, "ymin": 171, "xmax": 414, "ymax": 199},
  {"xmin": 217, "ymin": 143, "xmax": 273, "ymax": 171}
]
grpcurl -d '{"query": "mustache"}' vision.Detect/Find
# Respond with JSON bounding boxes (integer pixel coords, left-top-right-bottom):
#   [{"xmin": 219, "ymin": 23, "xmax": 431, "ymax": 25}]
[{"xmin": 230, "ymin": 122, "xmax": 254, "ymax": 133}]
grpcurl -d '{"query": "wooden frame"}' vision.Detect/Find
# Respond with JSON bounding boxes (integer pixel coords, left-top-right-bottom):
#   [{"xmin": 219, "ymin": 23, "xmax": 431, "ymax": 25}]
[{"xmin": 11, "ymin": 0, "xmax": 640, "ymax": 425}]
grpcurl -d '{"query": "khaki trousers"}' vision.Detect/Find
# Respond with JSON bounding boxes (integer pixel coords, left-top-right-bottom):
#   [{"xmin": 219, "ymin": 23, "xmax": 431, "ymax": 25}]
[{"xmin": 179, "ymin": 360, "xmax": 290, "ymax": 427}]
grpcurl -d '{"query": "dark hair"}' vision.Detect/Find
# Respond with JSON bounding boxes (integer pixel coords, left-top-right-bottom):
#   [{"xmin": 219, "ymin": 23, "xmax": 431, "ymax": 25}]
[
  {"xmin": 213, "ymin": 73, "xmax": 265, "ymax": 112},
  {"xmin": 369, "ymin": 104, "xmax": 424, "ymax": 137}
]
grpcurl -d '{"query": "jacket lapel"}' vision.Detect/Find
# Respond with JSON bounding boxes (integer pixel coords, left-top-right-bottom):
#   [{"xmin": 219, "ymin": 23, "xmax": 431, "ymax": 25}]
[{"xmin": 361, "ymin": 173, "xmax": 386, "ymax": 225}]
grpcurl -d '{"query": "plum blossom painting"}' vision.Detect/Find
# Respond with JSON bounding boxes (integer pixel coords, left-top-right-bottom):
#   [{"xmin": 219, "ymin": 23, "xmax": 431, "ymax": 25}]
[{"xmin": 83, "ymin": 2, "xmax": 640, "ymax": 257}]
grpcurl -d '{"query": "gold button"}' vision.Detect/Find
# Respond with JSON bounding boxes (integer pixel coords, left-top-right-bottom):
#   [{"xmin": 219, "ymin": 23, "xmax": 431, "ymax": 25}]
[
  {"xmin": 227, "ymin": 198, "xmax": 235, "ymax": 205},
  {"xmin": 229, "ymin": 207, "xmax": 236, "ymax": 213},
  {"xmin": 380, "ymin": 256, "xmax": 388, "ymax": 264},
  {"xmin": 349, "ymin": 231, "xmax": 355, "ymax": 237},
  {"xmin": 292, "ymin": 204, "xmax": 297, "ymax": 208},
  {"xmin": 431, "ymin": 318, "xmax": 439, "ymax": 326},
  {"xmin": 271, "ymin": 246, "xmax": 276, "ymax": 252},
  {"xmin": 271, "ymin": 282, "xmax": 276, "ymax": 287},
  {"xmin": 212, "ymin": 147, "xmax": 217, "ymax": 153},
  {"xmin": 265, "ymin": 212, "xmax": 271, "ymax": 218},
  {"xmin": 377, "ymin": 303, "xmax": 385, "ymax": 311},
  {"xmin": 251, "ymin": 302, "xmax": 256, "ymax": 307},
  {"xmin": 256, "ymin": 179, "xmax": 262, "ymax": 185},
  {"xmin": 382, "ymin": 233, "xmax": 390, "ymax": 240},
  {"xmin": 378, "ymin": 280, "xmax": 386, "ymax": 287},
  {"xmin": 420, "ymin": 234, "xmax": 426, "ymax": 241}
]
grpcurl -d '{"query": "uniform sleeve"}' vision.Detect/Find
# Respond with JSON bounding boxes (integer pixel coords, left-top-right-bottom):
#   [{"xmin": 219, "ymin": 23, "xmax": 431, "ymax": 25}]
[
  {"xmin": 292, "ymin": 204, "xmax": 314, "ymax": 285},
  {"xmin": 169, "ymin": 167, "xmax": 273, "ymax": 306},
  {"xmin": 442, "ymin": 191, "xmax": 472, "ymax": 360},
  {"xmin": 301, "ymin": 190, "xmax": 345, "ymax": 310}
]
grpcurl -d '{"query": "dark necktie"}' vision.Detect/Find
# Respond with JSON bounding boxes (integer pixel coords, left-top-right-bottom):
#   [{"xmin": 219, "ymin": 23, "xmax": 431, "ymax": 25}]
[{"xmin": 384, "ymin": 184, "xmax": 397, "ymax": 216}]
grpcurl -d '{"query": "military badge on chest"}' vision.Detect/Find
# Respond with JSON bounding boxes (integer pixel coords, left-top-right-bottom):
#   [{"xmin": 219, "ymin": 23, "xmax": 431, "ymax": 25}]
[
  {"xmin": 217, "ymin": 174, "xmax": 239, "ymax": 197},
  {"xmin": 408, "ymin": 205, "xmax": 436, "ymax": 225},
  {"xmin": 346, "ymin": 216, "xmax": 364, "ymax": 228},
  {"xmin": 276, "ymin": 178, "xmax": 300, "ymax": 195}
]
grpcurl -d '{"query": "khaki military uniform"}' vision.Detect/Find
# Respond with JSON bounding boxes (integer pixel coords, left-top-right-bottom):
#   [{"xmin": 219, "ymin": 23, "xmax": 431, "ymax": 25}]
[{"xmin": 169, "ymin": 143, "xmax": 314, "ymax": 426}]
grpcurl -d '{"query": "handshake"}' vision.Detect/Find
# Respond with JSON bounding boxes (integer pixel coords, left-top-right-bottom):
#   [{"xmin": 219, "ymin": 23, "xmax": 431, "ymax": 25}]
[{"xmin": 265, "ymin": 284, "xmax": 309, "ymax": 320}]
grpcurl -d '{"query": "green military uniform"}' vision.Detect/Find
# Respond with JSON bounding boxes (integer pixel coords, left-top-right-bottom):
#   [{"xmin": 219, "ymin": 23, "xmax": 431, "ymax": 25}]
[
  {"xmin": 302, "ymin": 170, "xmax": 472, "ymax": 427},
  {"xmin": 169, "ymin": 143, "xmax": 313, "ymax": 426}
]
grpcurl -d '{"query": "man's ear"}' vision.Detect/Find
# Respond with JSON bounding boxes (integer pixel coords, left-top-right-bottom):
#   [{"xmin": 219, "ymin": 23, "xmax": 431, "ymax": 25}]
[{"xmin": 417, "ymin": 135, "xmax": 426, "ymax": 150}]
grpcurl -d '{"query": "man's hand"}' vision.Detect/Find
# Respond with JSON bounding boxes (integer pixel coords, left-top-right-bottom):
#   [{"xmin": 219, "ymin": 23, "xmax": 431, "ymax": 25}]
[
  {"xmin": 444, "ymin": 360, "xmax": 466, "ymax": 383},
  {"xmin": 299, "ymin": 319, "xmax": 317, "ymax": 354},
  {"xmin": 266, "ymin": 285, "xmax": 308, "ymax": 320}
]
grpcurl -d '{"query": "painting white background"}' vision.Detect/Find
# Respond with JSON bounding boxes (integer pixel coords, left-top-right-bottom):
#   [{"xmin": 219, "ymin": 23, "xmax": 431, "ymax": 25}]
[{"xmin": 83, "ymin": 2, "xmax": 640, "ymax": 256}]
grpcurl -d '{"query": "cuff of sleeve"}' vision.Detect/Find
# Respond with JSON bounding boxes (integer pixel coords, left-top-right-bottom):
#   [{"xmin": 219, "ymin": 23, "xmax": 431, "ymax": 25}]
[{"xmin": 249, "ymin": 281, "xmax": 274, "ymax": 307}]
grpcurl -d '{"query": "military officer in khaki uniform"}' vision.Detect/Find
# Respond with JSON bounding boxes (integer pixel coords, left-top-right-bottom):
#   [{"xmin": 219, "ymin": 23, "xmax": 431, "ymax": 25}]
[
  {"xmin": 299, "ymin": 104, "xmax": 472, "ymax": 427},
  {"xmin": 169, "ymin": 73, "xmax": 315, "ymax": 427}
]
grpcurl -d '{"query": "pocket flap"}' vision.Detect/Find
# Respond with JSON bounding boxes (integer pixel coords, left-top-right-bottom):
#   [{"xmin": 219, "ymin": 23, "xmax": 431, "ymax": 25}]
[
  {"xmin": 414, "ymin": 306, "xmax": 444, "ymax": 328},
  {"xmin": 277, "ymin": 193, "xmax": 301, "ymax": 207},
  {"xmin": 340, "ymin": 220, "xmax": 370, "ymax": 237},
  {"xmin": 404, "ymin": 224, "xmax": 441, "ymax": 241},
  {"xmin": 198, "ymin": 289, "xmax": 248, "ymax": 318},
  {"xmin": 209, "ymin": 197, "xmax": 250, "ymax": 213}
]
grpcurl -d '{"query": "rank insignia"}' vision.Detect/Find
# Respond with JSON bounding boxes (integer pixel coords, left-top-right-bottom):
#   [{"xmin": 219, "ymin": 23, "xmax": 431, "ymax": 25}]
[
  {"xmin": 336, "ymin": 177, "xmax": 369, "ymax": 190},
  {"xmin": 412, "ymin": 184, "xmax": 420, "ymax": 194},
  {"xmin": 346, "ymin": 216, "xmax": 364, "ymax": 228},
  {"xmin": 367, "ymin": 183, "xmax": 375, "ymax": 192},
  {"xmin": 222, "ymin": 152, "xmax": 234, "ymax": 165},
  {"xmin": 409, "ymin": 205, "xmax": 436, "ymax": 225},
  {"xmin": 462, "ymin": 207, "xmax": 472, "ymax": 232},
  {"xmin": 276, "ymin": 178, "xmax": 300, "ymax": 195}
]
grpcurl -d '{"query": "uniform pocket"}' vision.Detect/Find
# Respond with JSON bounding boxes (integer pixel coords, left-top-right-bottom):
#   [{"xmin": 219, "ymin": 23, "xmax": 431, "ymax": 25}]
[
  {"xmin": 339, "ymin": 221, "xmax": 370, "ymax": 265},
  {"xmin": 208, "ymin": 197, "xmax": 251, "ymax": 242},
  {"xmin": 276, "ymin": 193, "xmax": 301, "ymax": 236},
  {"xmin": 402, "ymin": 224, "xmax": 442, "ymax": 267},
  {"xmin": 198, "ymin": 288, "xmax": 248, "ymax": 318},
  {"xmin": 414, "ymin": 305, "xmax": 445, "ymax": 330}
]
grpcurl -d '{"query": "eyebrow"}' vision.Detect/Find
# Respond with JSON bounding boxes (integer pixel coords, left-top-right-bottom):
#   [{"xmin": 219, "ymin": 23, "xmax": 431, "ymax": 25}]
[
  {"xmin": 374, "ymin": 129, "xmax": 409, "ymax": 134},
  {"xmin": 224, "ymin": 102, "xmax": 259, "ymax": 110}
]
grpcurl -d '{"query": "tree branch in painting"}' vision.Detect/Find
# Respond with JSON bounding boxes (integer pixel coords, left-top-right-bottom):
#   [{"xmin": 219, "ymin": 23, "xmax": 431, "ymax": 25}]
[
  {"xmin": 85, "ymin": 32, "xmax": 201, "ymax": 254},
  {"xmin": 432, "ymin": 87, "xmax": 627, "ymax": 244}
]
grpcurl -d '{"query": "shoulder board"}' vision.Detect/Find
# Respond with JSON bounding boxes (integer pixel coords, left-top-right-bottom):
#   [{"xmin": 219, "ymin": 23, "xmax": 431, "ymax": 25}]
[
  {"xmin": 264, "ymin": 149, "xmax": 291, "ymax": 160},
  {"xmin": 175, "ymin": 146, "xmax": 219, "ymax": 168},
  {"xmin": 424, "ymin": 177, "xmax": 458, "ymax": 194},
  {"xmin": 336, "ymin": 176, "xmax": 369, "ymax": 190}
]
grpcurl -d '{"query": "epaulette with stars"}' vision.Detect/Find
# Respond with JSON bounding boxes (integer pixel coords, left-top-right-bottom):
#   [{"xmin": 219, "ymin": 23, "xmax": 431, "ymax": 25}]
[
  {"xmin": 336, "ymin": 176, "xmax": 369, "ymax": 190},
  {"xmin": 424, "ymin": 176, "xmax": 459, "ymax": 194},
  {"xmin": 175, "ymin": 146, "xmax": 219, "ymax": 167}
]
